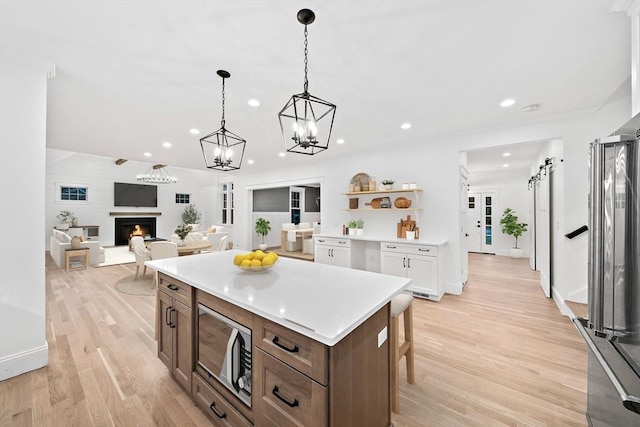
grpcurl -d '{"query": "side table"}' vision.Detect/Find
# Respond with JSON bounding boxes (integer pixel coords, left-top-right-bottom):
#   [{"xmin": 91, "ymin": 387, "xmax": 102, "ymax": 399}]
[{"xmin": 65, "ymin": 247, "xmax": 89, "ymax": 272}]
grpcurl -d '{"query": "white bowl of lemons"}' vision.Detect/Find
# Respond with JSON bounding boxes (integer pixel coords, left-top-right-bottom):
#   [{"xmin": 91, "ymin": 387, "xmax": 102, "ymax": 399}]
[{"xmin": 233, "ymin": 250, "xmax": 279, "ymax": 272}]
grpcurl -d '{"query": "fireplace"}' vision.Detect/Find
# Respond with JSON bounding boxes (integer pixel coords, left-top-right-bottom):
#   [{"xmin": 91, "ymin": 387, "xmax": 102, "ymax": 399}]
[{"xmin": 114, "ymin": 217, "xmax": 157, "ymax": 246}]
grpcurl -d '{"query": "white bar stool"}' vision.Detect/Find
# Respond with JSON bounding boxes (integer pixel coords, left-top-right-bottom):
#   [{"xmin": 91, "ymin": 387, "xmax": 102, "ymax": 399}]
[{"xmin": 390, "ymin": 292, "xmax": 415, "ymax": 413}]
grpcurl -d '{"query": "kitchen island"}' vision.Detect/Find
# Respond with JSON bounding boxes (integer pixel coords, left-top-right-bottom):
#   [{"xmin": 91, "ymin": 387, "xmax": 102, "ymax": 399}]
[{"xmin": 147, "ymin": 250, "xmax": 411, "ymax": 427}]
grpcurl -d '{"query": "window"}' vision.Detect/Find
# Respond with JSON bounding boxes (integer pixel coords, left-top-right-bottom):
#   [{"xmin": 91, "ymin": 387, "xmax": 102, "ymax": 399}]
[
  {"xmin": 175, "ymin": 193, "xmax": 190, "ymax": 204},
  {"xmin": 221, "ymin": 182, "xmax": 234, "ymax": 225},
  {"xmin": 56, "ymin": 183, "xmax": 90, "ymax": 203}
]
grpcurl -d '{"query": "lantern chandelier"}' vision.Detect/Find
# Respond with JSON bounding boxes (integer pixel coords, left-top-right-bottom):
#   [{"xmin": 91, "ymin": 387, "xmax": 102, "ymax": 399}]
[
  {"xmin": 136, "ymin": 164, "xmax": 177, "ymax": 184},
  {"xmin": 278, "ymin": 9, "xmax": 336, "ymax": 155},
  {"xmin": 200, "ymin": 70, "xmax": 246, "ymax": 171}
]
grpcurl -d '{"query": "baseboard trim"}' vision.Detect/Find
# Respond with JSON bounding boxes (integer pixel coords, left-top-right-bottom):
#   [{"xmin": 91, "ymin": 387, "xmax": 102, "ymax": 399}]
[{"xmin": 0, "ymin": 342, "xmax": 48, "ymax": 381}]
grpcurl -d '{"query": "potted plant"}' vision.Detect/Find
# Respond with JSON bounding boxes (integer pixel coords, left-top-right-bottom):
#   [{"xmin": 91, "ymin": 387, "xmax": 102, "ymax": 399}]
[
  {"xmin": 181, "ymin": 204, "xmax": 201, "ymax": 227},
  {"xmin": 500, "ymin": 208, "xmax": 528, "ymax": 258},
  {"xmin": 56, "ymin": 210, "xmax": 76, "ymax": 229},
  {"xmin": 381, "ymin": 179, "xmax": 394, "ymax": 190},
  {"xmin": 174, "ymin": 224, "xmax": 192, "ymax": 246},
  {"xmin": 255, "ymin": 217, "xmax": 271, "ymax": 250},
  {"xmin": 355, "ymin": 219, "xmax": 364, "ymax": 236},
  {"xmin": 347, "ymin": 220, "xmax": 358, "ymax": 235}
]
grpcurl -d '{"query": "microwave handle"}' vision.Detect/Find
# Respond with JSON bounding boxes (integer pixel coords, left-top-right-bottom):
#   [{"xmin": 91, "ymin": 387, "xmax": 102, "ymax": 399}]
[{"xmin": 226, "ymin": 328, "xmax": 239, "ymax": 385}]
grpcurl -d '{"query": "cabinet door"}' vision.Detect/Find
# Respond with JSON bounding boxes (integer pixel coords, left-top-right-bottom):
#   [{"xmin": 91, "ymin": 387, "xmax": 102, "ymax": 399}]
[
  {"xmin": 331, "ymin": 246, "xmax": 351, "ymax": 268},
  {"xmin": 314, "ymin": 245, "xmax": 332, "ymax": 265},
  {"xmin": 158, "ymin": 291, "xmax": 173, "ymax": 370},
  {"xmin": 173, "ymin": 300, "xmax": 193, "ymax": 392},
  {"xmin": 380, "ymin": 252, "xmax": 407, "ymax": 278},
  {"xmin": 407, "ymin": 255, "xmax": 437, "ymax": 295}
]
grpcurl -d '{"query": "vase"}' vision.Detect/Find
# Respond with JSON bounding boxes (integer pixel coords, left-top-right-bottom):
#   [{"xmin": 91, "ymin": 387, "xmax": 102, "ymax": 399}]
[
  {"xmin": 177, "ymin": 239, "xmax": 186, "ymax": 246},
  {"xmin": 70, "ymin": 236, "xmax": 82, "ymax": 249},
  {"xmin": 259, "ymin": 243, "xmax": 268, "ymax": 251}
]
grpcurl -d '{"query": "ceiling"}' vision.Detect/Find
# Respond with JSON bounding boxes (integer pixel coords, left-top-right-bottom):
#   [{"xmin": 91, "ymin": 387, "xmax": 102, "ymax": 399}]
[{"xmin": 0, "ymin": 1, "xmax": 632, "ymax": 175}]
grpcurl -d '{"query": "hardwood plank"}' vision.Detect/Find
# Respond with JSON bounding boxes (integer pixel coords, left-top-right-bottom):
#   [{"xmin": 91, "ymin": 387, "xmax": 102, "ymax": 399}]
[{"xmin": 0, "ymin": 252, "xmax": 587, "ymax": 426}]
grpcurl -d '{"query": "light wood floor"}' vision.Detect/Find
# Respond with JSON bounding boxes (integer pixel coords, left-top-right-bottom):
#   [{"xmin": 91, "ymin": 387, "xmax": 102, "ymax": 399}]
[{"xmin": 0, "ymin": 253, "xmax": 587, "ymax": 426}]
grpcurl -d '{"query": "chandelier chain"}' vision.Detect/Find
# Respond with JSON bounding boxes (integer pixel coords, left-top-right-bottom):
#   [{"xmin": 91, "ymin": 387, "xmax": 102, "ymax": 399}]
[
  {"xmin": 303, "ymin": 25, "xmax": 309, "ymax": 93},
  {"xmin": 221, "ymin": 75, "xmax": 226, "ymax": 127}
]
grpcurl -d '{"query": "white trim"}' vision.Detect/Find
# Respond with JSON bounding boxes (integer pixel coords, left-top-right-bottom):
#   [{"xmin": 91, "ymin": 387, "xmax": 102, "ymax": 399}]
[
  {"xmin": 55, "ymin": 181, "xmax": 91, "ymax": 204},
  {"xmin": 0, "ymin": 342, "xmax": 48, "ymax": 381}
]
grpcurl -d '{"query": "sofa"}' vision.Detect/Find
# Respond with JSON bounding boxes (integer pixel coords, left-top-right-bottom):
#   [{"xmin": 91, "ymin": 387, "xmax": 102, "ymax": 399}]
[{"xmin": 50, "ymin": 229, "xmax": 105, "ymax": 269}]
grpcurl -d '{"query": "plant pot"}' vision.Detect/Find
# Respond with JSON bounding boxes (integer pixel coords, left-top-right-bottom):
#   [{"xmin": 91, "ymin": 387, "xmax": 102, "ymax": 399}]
[
  {"xmin": 509, "ymin": 247, "xmax": 523, "ymax": 258},
  {"xmin": 348, "ymin": 228, "xmax": 356, "ymax": 236},
  {"xmin": 356, "ymin": 228, "xmax": 364, "ymax": 236},
  {"xmin": 259, "ymin": 243, "xmax": 268, "ymax": 251},
  {"xmin": 384, "ymin": 184, "xmax": 393, "ymax": 190},
  {"xmin": 177, "ymin": 239, "xmax": 186, "ymax": 247}
]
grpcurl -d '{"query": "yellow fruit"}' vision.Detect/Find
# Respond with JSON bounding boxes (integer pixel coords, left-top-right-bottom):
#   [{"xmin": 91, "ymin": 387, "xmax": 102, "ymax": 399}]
[
  {"xmin": 250, "ymin": 259, "xmax": 262, "ymax": 268},
  {"xmin": 253, "ymin": 250, "xmax": 265, "ymax": 261},
  {"xmin": 246, "ymin": 251, "xmax": 255, "ymax": 260},
  {"xmin": 233, "ymin": 254, "xmax": 245, "ymax": 266},
  {"xmin": 261, "ymin": 256, "xmax": 275, "ymax": 266},
  {"xmin": 240, "ymin": 259, "xmax": 251, "ymax": 267}
]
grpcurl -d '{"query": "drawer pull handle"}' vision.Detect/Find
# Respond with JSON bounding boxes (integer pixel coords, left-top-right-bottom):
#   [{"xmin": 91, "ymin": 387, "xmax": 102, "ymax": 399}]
[
  {"xmin": 387, "ymin": 245, "xmax": 397, "ymax": 249},
  {"xmin": 272, "ymin": 385, "xmax": 299, "ymax": 408},
  {"xmin": 209, "ymin": 401, "xmax": 227, "ymax": 419},
  {"xmin": 165, "ymin": 306, "xmax": 172, "ymax": 326},
  {"xmin": 167, "ymin": 284, "xmax": 179, "ymax": 291},
  {"xmin": 418, "ymin": 248, "xmax": 430, "ymax": 252},
  {"xmin": 272, "ymin": 336, "xmax": 299, "ymax": 353}
]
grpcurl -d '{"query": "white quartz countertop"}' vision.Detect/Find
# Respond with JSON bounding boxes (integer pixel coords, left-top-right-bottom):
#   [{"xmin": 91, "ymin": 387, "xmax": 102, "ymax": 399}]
[
  {"xmin": 314, "ymin": 233, "xmax": 448, "ymax": 246},
  {"xmin": 147, "ymin": 250, "xmax": 411, "ymax": 346}
]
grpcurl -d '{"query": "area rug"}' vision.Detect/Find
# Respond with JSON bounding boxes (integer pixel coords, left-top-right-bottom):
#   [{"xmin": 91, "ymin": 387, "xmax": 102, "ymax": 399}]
[
  {"xmin": 114, "ymin": 274, "xmax": 155, "ymax": 296},
  {"xmin": 97, "ymin": 246, "xmax": 136, "ymax": 267}
]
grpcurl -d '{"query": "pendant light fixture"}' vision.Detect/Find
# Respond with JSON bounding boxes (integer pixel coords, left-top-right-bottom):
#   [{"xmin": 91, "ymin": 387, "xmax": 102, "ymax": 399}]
[
  {"xmin": 278, "ymin": 9, "xmax": 336, "ymax": 155},
  {"xmin": 200, "ymin": 70, "xmax": 246, "ymax": 171},
  {"xmin": 136, "ymin": 164, "xmax": 177, "ymax": 184}
]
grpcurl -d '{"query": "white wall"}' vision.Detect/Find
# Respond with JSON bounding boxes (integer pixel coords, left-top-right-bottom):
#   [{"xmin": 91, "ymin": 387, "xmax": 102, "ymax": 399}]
[
  {"xmin": 468, "ymin": 168, "xmax": 532, "ymax": 257},
  {"xmin": 45, "ymin": 149, "xmax": 218, "ymax": 247},
  {"xmin": 0, "ymin": 49, "xmax": 49, "ymax": 380}
]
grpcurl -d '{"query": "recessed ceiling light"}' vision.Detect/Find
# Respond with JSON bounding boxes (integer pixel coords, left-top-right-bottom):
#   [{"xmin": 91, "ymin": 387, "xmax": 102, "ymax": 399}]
[
  {"xmin": 503, "ymin": 164, "xmax": 510, "ymax": 168},
  {"xmin": 247, "ymin": 159, "xmax": 255, "ymax": 164},
  {"xmin": 279, "ymin": 152, "xmax": 286, "ymax": 158},
  {"xmin": 500, "ymin": 99, "xmax": 515, "ymax": 108},
  {"xmin": 248, "ymin": 99, "xmax": 260, "ymax": 107},
  {"xmin": 143, "ymin": 152, "xmax": 152, "ymax": 157},
  {"xmin": 189, "ymin": 128, "xmax": 200, "ymax": 135},
  {"xmin": 336, "ymin": 138, "xmax": 345, "ymax": 144},
  {"xmin": 503, "ymin": 152, "xmax": 511, "ymax": 157},
  {"xmin": 401, "ymin": 123, "xmax": 412, "ymax": 130},
  {"xmin": 523, "ymin": 104, "xmax": 540, "ymax": 113},
  {"xmin": 162, "ymin": 141, "xmax": 172, "ymax": 148}
]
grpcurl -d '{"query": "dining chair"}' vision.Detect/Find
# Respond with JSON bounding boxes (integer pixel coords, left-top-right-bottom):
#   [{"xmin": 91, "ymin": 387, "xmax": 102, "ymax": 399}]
[
  {"xmin": 131, "ymin": 236, "xmax": 151, "ymax": 280},
  {"xmin": 150, "ymin": 241, "xmax": 179, "ymax": 260},
  {"xmin": 217, "ymin": 235, "xmax": 229, "ymax": 252}
]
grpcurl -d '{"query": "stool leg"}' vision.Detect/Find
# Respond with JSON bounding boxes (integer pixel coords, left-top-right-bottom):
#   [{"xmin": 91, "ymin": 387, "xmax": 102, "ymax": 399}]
[
  {"xmin": 391, "ymin": 315, "xmax": 400, "ymax": 413},
  {"xmin": 404, "ymin": 303, "xmax": 415, "ymax": 384}
]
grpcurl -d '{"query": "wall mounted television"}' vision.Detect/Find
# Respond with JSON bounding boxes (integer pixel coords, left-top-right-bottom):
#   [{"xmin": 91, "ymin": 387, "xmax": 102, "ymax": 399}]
[{"xmin": 114, "ymin": 182, "xmax": 158, "ymax": 207}]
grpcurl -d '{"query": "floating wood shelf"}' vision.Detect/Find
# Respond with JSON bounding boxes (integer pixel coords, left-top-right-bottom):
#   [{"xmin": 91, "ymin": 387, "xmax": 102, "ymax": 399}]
[
  {"xmin": 342, "ymin": 189, "xmax": 422, "ymax": 195},
  {"xmin": 109, "ymin": 212, "xmax": 162, "ymax": 216}
]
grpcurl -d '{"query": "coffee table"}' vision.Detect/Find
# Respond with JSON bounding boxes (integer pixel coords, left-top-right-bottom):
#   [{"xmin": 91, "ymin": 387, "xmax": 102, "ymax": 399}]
[{"xmin": 177, "ymin": 241, "xmax": 212, "ymax": 256}]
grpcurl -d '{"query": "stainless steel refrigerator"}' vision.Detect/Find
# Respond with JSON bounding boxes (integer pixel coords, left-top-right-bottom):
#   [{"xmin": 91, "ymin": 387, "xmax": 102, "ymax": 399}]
[{"xmin": 573, "ymin": 114, "xmax": 640, "ymax": 426}]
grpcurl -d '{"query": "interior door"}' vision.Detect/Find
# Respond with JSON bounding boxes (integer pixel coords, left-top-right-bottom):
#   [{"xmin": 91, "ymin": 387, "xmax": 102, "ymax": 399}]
[
  {"xmin": 529, "ymin": 183, "xmax": 536, "ymax": 270},
  {"xmin": 459, "ymin": 166, "xmax": 469, "ymax": 284},
  {"xmin": 536, "ymin": 175, "xmax": 551, "ymax": 297},
  {"xmin": 467, "ymin": 193, "xmax": 482, "ymax": 252}
]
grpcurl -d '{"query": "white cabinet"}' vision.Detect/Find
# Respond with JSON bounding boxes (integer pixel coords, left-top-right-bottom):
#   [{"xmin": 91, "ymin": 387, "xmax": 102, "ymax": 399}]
[
  {"xmin": 314, "ymin": 237, "xmax": 351, "ymax": 268},
  {"xmin": 380, "ymin": 242, "xmax": 442, "ymax": 301}
]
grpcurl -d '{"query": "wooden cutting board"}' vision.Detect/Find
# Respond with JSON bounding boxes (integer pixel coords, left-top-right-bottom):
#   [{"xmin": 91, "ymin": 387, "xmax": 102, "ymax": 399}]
[
  {"xmin": 397, "ymin": 214, "xmax": 419, "ymax": 238},
  {"xmin": 365, "ymin": 197, "xmax": 384, "ymax": 209}
]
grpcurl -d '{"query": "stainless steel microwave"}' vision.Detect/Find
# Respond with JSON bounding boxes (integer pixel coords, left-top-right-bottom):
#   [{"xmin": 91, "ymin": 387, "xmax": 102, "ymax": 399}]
[{"xmin": 196, "ymin": 303, "xmax": 252, "ymax": 407}]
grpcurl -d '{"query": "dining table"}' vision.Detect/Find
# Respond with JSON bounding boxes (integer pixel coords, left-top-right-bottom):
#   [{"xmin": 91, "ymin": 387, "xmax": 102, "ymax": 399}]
[
  {"xmin": 280, "ymin": 227, "xmax": 314, "ymax": 251},
  {"xmin": 177, "ymin": 240, "xmax": 212, "ymax": 256}
]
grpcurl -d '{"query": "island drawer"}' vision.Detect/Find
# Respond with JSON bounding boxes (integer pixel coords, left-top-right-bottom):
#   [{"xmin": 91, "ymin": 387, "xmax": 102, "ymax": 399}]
[
  {"xmin": 158, "ymin": 274, "xmax": 192, "ymax": 308},
  {"xmin": 314, "ymin": 237, "xmax": 350, "ymax": 248},
  {"xmin": 192, "ymin": 373, "xmax": 252, "ymax": 427},
  {"xmin": 254, "ymin": 348, "xmax": 328, "ymax": 427},
  {"xmin": 380, "ymin": 242, "xmax": 438, "ymax": 256},
  {"xmin": 254, "ymin": 316, "xmax": 328, "ymax": 385}
]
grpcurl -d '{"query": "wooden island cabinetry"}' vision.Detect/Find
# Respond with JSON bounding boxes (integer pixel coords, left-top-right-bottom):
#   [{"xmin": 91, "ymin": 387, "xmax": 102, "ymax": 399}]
[{"xmin": 149, "ymin": 252, "xmax": 410, "ymax": 427}]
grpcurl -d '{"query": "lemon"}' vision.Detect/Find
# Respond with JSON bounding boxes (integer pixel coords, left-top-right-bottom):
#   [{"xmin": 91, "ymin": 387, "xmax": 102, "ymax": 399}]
[
  {"xmin": 233, "ymin": 254, "xmax": 245, "ymax": 266},
  {"xmin": 250, "ymin": 259, "xmax": 262, "ymax": 268},
  {"xmin": 246, "ymin": 251, "xmax": 255, "ymax": 260},
  {"xmin": 261, "ymin": 256, "xmax": 275, "ymax": 266},
  {"xmin": 240, "ymin": 259, "xmax": 252, "ymax": 267},
  {"xmin": 253, "ymin": 250, "xmax": 266, "ymax": 261}
]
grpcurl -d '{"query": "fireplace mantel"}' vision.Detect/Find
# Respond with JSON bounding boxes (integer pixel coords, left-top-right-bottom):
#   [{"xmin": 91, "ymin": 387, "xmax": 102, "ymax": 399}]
[{"xmin": 109, "ymin": 212, "xmax": 162, "ymax": 216}]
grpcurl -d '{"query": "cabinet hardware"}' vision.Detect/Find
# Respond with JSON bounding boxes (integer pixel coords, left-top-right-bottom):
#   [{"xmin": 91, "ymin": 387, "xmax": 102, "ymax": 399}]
[
  {"xmin": 407, "ymin": 258, "xmax": 411, "ymax": 268},
  {"xmin": 165, "ymin": 306, "xmax": 172, "ymax": 326},
  {"xmin": 418, "ymin": 248, "xmax": 430, "ymax": 252},
  {"xmin": 338, "ymin": 241, "xmax": 346, "ymax": 244},
  {"xmin": 272, "ymin": 385, "xmax": 299, "ymax": 407},
  {"xmin": 387, "ymin": 245, "xmax": 397, "ymax": 249},
  {"xmin": 167, "ymin": 284, "xmax": 179, "ymax": 291},
  {"xmin": 403, "ymin": 257, "xmax": 406, "ymax": 268},
  {"xmin": 318, "ymin": 239, "xmax": 325, "ymax": 243},
  {"xmin": 272, "ymin": 336, "xmax": 299, "ymax": 353},
  {"xmin": 209, "ymin": 401, "xmax": 227, "ymax": 419}
]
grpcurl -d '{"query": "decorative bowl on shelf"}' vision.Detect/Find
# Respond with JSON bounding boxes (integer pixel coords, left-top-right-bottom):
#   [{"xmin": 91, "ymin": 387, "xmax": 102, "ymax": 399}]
[{"xmin": 394, "ymin": 197, "xmax": 412, "ymax": 209}]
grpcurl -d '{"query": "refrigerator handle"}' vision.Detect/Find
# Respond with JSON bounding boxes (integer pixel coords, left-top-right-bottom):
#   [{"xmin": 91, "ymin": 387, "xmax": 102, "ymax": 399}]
[
  {"xmin": 573, "ymin": 318, "xmax": 640, "ymax": 415},
  {"xmin": 588, "ymin": 141, "xmax": 604, "ymax": 333}
]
